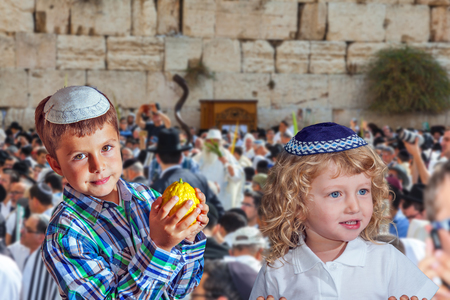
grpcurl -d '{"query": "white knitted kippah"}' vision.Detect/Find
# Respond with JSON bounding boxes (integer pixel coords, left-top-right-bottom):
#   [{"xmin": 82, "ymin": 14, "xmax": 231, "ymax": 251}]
[{"xmin": 43, "ymin": 86, "xmax": 110, "ymax": 124}]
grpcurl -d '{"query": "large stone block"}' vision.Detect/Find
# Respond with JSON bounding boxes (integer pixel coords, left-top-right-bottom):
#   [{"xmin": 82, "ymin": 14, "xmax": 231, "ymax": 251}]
[
  {"xmin": 147, "ymin": 72, "xmax": 214, "ymax": 110},
  {"xmin": 416, "ymin": 0, "xmax": 450, "ymax": 5},
  {"xmin": 16, "ymin": 33, "xmax": 57, "ymax": 69},
  {"xmin": 213, "ymin": 73, "xmax": 272, "ymax": 108},
  {"xmin": 57, "ymin": 35, "xmax": 106, "ymax": 70},
  {"xmin": 164, "ymin": 37, "xmax": 203, "ymax": 71},
  {"xmin": 298, "ymin": 3, "xmax": 327, "ymax": 41},
  {"xmin": 431, "ymin": 7, "xmax": 450, "ymax": 43},
  {"xmin": 327, "ymin": 3, "xmax": 386, "ymax": 42},
  {"xmin": 276, "ymin": 41, "xmax": 310, "ymax": 74},
  {"xmin": 87, "ymin": 71, "xmax": 147, "ymax": 108},
  {"xmin": 347, "ymin": 43, "xmax": 390, "ymax": 74},
  {"xmin": 242, "ymin": 40, "xmax": 275, "ymax": 73},
  {"xmin": 216, "ymin": 1, "xmax": 298, "ymax": 40},
  {"xmin": 28, "ymin": 70, "xmax": 86, "ymax": 107},
  {"xmin": 328, "ymin": 75, "xmax": 369, "ymax": 109},
  {"xmin": 309, "ymin": 41, "xmax": 346, "ymax": 74},
  {"xmin": 71, "ymin": 0, "xmax": 131, "ymax": 36},
  {"xmin": 202, "ymin": 38, "xmax": 241, "ymax": 73},
  {"xmin": 107, "ymin": 36, "xmax": 164, "ymax": 71},
  {"xmin": 385, "ymin": 5, "xmax": 430, "ymax": 43},
  {"xmin": 270, "ymin": 74, "xmax": 329, "ymax": 108},
  {"xmin": 0, "ymin": 34, "xmax": 15, "ymax": 68},
  {"xmin": 35, "ymin": 0, "xmax": 70, "ymax": 34},
  {"xmin": 0, "ymin": 0, "xmax": 34, "ymax": 33},
  {"xmin": 0, "ymin": 69, "xmax": 28, "ymax": 108},
  {"xmin": 183, "ymin": 0, "xmax": 216, "ymax": 38},
  {"xmin": 132, "ymin": 0, "xmax": 157, "ymax": 36},
  {"xmin": 157, "ymin": 0, "xmax": 180, "ymax": 35}
]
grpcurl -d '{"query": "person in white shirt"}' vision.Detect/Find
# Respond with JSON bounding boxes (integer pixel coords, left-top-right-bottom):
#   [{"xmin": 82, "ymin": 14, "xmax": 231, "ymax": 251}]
[
  {"xmin": 0, "ymin": 168, "xmax": 19, "ymax": 218},
  {"xmin": 251, "ymin": 123, "xmax": 438, "ymax": 300},
  {"xmin": 0, "ymin": 253, "xmax": 22, "ymax": 300},
  {"xmin": 194, "ymin": 129, "xmax": 244, "ymax": 210},
  {"xmin": 224, "ymin": 226, "xmax": 265, "ymax": 273},
  {"xmin": 273, "ymin": 120, "xmax": 292, "ymax": 144}
]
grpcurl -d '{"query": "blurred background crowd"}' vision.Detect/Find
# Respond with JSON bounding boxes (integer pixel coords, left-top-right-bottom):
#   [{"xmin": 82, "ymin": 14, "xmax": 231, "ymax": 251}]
[{"xmin": 1, "ymin": 105, "xmax": 450, "ymax": 299}]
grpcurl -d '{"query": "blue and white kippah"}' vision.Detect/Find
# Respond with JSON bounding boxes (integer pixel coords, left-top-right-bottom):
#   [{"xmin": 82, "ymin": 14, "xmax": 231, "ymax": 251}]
[
  {"xmin": 284, "ymin": 122, "xmax": 367, "ymax": 156},
  {"xmin": 44, "ymin": 86, "xmax": 110, "ymax": 124}
]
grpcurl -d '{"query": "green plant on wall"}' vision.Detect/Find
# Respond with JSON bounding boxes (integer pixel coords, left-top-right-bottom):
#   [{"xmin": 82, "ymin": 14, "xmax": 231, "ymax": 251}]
[
  {"xmin": 184, "ymin": 59, "xmax": 215, "ymax": 87},
  {"xmin": 366, "ymin": 46, "xmax": 450, "ymax": 114}
]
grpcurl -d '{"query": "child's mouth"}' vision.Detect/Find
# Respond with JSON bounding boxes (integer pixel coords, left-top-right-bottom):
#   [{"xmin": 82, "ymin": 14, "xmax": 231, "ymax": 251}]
[
  {"xmin": 339, "ymin": 220, "xmax": 361, "ymax": 229},
  {"xmin": 91, "ymin": 176, "xmax": 110, "ymax": 185}
]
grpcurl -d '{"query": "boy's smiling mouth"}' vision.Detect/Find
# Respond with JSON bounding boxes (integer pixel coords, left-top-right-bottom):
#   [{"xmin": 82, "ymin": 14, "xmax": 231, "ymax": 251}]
[{"xmin": 90, "ymin": 176, "xmax": 110, "ymax": 185}]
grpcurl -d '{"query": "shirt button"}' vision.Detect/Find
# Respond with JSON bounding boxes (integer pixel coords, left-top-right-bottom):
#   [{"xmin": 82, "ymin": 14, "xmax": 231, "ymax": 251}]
[
  {"xmin": 104, "ymin": 203, "xmax": 109, "ymax": 208},
  {"xmin": 330, "ymin": 263, "xmax": 337, "ymax": 270}
]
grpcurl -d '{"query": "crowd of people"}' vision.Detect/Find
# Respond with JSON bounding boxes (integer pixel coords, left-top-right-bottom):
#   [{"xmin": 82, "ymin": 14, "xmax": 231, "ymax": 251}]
[{"xmin": 1, "ymin": 103, "xmax": 450, "ymax": 299}]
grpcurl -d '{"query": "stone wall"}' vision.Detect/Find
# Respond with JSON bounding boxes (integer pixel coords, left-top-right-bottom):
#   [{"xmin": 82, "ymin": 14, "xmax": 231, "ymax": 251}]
[{"xmin": 1, "ymin": 0, "xmax": 450, "ymax": 131}]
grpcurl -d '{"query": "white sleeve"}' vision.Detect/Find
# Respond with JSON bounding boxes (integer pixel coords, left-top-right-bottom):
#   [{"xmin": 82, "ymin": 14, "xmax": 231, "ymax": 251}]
[
  {"xmin": 387, "ymin": 245, "xmax": 439, "ymax": 299},
  {"xmin": 6, "ymin": 213, "xmax": 16, "ymax": 235},
  {"xmin": 249, "ymin": 264, "xmax": 280, "ymax": 300}
]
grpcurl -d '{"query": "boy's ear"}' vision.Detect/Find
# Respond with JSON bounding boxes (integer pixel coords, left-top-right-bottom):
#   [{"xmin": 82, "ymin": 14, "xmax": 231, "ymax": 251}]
[{"xmin": 46, "ymin": 154, "xmax": 63, "ymax": 177}]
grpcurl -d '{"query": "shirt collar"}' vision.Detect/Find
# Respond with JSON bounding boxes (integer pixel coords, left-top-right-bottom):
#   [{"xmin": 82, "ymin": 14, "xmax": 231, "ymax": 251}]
[
  {"xmin": 292, "ymin": 236, "xmax": 367, "ymax": 274},
  {"xmin": 62, "ymin": 178, "xmax": 136, "ymax": 225},
  {"xmin": 160, "ymin": 165, "xmax": 181, "ymax": 178}
]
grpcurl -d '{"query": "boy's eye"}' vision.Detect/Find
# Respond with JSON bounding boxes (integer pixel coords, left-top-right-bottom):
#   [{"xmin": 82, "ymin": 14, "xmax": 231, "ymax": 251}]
[
  {"xmin": 329, "ymin": 191, "xmax": 341, "ymax": 198},
  {"xmin": 102, "ymin": 145, "xmax": 112, "ymax": 152},
  {"xmin": 73, "ymin": 154, "xmax": 85, "ymax": 160},
  {"xmin": 358, "ymin": 189, "xmax": 368, "ymax": 195}
]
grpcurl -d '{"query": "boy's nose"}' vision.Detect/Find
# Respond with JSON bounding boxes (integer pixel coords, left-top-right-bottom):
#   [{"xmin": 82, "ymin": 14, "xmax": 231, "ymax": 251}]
[{"xmin": 89, "ymin": 154, "xmax": 105, "ymax": 173}]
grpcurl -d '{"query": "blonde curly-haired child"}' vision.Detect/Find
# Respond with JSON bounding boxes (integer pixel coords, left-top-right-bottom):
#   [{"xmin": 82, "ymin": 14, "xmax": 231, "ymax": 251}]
[{"xmin": 250, "ymin": 122, "xmax": 437, "ymax": 300}]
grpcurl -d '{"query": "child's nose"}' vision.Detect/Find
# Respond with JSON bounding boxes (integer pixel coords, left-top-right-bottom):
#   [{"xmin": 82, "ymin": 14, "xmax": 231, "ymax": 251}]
[
  {"xmin": 345, "ymin": 194, "xmax": 361, "ymax": 214},
  {"xmin": 89, "ymin": 154, "xmax": 105, "ymax": 173}
]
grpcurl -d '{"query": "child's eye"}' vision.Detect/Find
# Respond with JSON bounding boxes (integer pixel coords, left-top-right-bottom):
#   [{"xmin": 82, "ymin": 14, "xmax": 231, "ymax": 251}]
[
  {"xmin": 102, "ymin": 145, "xmax": 112, "ymax": 152},
  {"xmin": 329, "ymin": 191, "xmax": 341, "ymax": 198},
  {"xmin": 358, "ymin": 189, "xmax": 369, "ymax": 195},
  {"xmin": 73, "ymin": 154, "xmax": 85, "ymax": 161}
]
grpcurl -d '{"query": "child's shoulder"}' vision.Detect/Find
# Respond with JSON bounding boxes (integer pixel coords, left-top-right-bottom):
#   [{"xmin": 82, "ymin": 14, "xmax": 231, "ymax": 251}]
[{"xmin": 122, "ymin": 180, "xmax": 161, "ymax": 201}]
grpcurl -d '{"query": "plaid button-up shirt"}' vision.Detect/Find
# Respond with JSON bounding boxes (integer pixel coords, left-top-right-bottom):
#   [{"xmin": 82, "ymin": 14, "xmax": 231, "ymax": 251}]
[{"xmin": 42, "ymin": 178, "xmax": 205, "ymax": 300}]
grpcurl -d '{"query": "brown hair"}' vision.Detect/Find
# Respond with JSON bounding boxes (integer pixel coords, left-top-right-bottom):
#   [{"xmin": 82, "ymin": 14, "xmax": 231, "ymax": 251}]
[
  {"xmin": 424, "ymin": 161, "xmax": 450, "ymax": 221},
  {"xmin": 261, "ymin": 146, "xmax": 389, "ymax": 265},
  {"xmin": 34, "ymin": 90, "xmax": 119, "ymax": 160}
]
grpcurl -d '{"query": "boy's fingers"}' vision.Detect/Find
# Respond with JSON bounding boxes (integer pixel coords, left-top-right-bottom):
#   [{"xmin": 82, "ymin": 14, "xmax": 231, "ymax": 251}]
[
  {"xmin": 159, "ymin": 196, "xmax": 179, "ymax": 219},
  {"xmin": 151, "ymin": 197, "xmax": 163, "ymax": 212},
  {"xmin": 388, "ymin": 297, "xmax": 397, "ymax": 300},
  {"xmin": 195, "ymin": 188, "xmax": 206, "ymax": 204},
  {"xmin": 178, "ymin": 207, "xmax": 201, "ymax": 231}
]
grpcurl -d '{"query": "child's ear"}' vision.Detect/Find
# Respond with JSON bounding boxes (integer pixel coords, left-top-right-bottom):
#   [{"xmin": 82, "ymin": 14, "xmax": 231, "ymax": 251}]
[{"xmin": 46, "ymin": 154, "xmax": 63, "ymax": 176}]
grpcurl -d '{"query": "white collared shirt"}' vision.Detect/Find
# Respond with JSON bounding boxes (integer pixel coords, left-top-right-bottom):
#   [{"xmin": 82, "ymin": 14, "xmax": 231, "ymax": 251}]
[{"xmin": 250, "ymin": 237, "xmax": 438, "ymax": 300}]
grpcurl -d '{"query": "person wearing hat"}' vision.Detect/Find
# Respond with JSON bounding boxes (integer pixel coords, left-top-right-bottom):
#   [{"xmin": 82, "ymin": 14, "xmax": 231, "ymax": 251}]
[
  {"xmin": 252, "ymin": 174, "xmax": 267, "ymax": 193},
  {"xmin": 150, "ymin": 128, "xmax": 224, "ymax": 217},
  {"xmin": 252, "ymin": 140, "xmax": 271, "ymax": 170},
  {"xmin": 194, "ymin": 128, "xmax": 245, "ymax": 210},
  {"xmin": 224, "ymin": 226, "xmax": 266, "ymax": 273},
  {"xmin": 389, "ymin": 164, "xmax": 411, "ymax": 191},
  {"xmin": 251, "ymin": 122, "xmax": 437, "ymax": 300},
  {"xmin": 122, "ymin": 158, "xmax": 147, "ymax": 185},
  {"xmin": 35, "ymin": 86, "xmax": 209, "ymax": 299}
]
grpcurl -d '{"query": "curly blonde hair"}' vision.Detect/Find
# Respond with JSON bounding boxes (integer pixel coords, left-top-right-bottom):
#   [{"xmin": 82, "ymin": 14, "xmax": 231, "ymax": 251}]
[{"xmin": 261, "ymin": 145, "xmax": 389, "ymax": 266}]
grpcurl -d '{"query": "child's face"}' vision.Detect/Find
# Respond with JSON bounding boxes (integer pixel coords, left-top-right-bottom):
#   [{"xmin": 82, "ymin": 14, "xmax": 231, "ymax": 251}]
[
  {"xmin": 47, "ymin": 123, "xmax": 122, "ymax": 203},
  {"xmin": 304, "ymin": 161, "xmax": 373, "ymax": 245}
]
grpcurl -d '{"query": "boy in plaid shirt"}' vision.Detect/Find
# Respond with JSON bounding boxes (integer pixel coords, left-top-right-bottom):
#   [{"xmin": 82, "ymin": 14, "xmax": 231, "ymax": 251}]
[{"xmin": 35, "ymin": 86, "xmax": 209, "ymax": 299}]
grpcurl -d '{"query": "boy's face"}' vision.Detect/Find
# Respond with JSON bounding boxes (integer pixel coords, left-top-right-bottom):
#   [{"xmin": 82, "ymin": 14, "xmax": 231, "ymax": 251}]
[
  {"xmin": 47, "ymin": 124, "xmax": 122, "ymax": 204},
  {"xmin": 304, "ymin": 162, "xmax": 373, "ymax": 247}
]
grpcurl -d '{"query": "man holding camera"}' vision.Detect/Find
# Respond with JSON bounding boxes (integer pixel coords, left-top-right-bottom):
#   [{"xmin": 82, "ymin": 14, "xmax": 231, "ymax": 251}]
[
  {"xmin": 136, "ymin": 103, "xmax": 171, "ymax": 147},
  {"xmin": 404, "ymin": 127, "xmax": 450, "ymax": 185}
]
